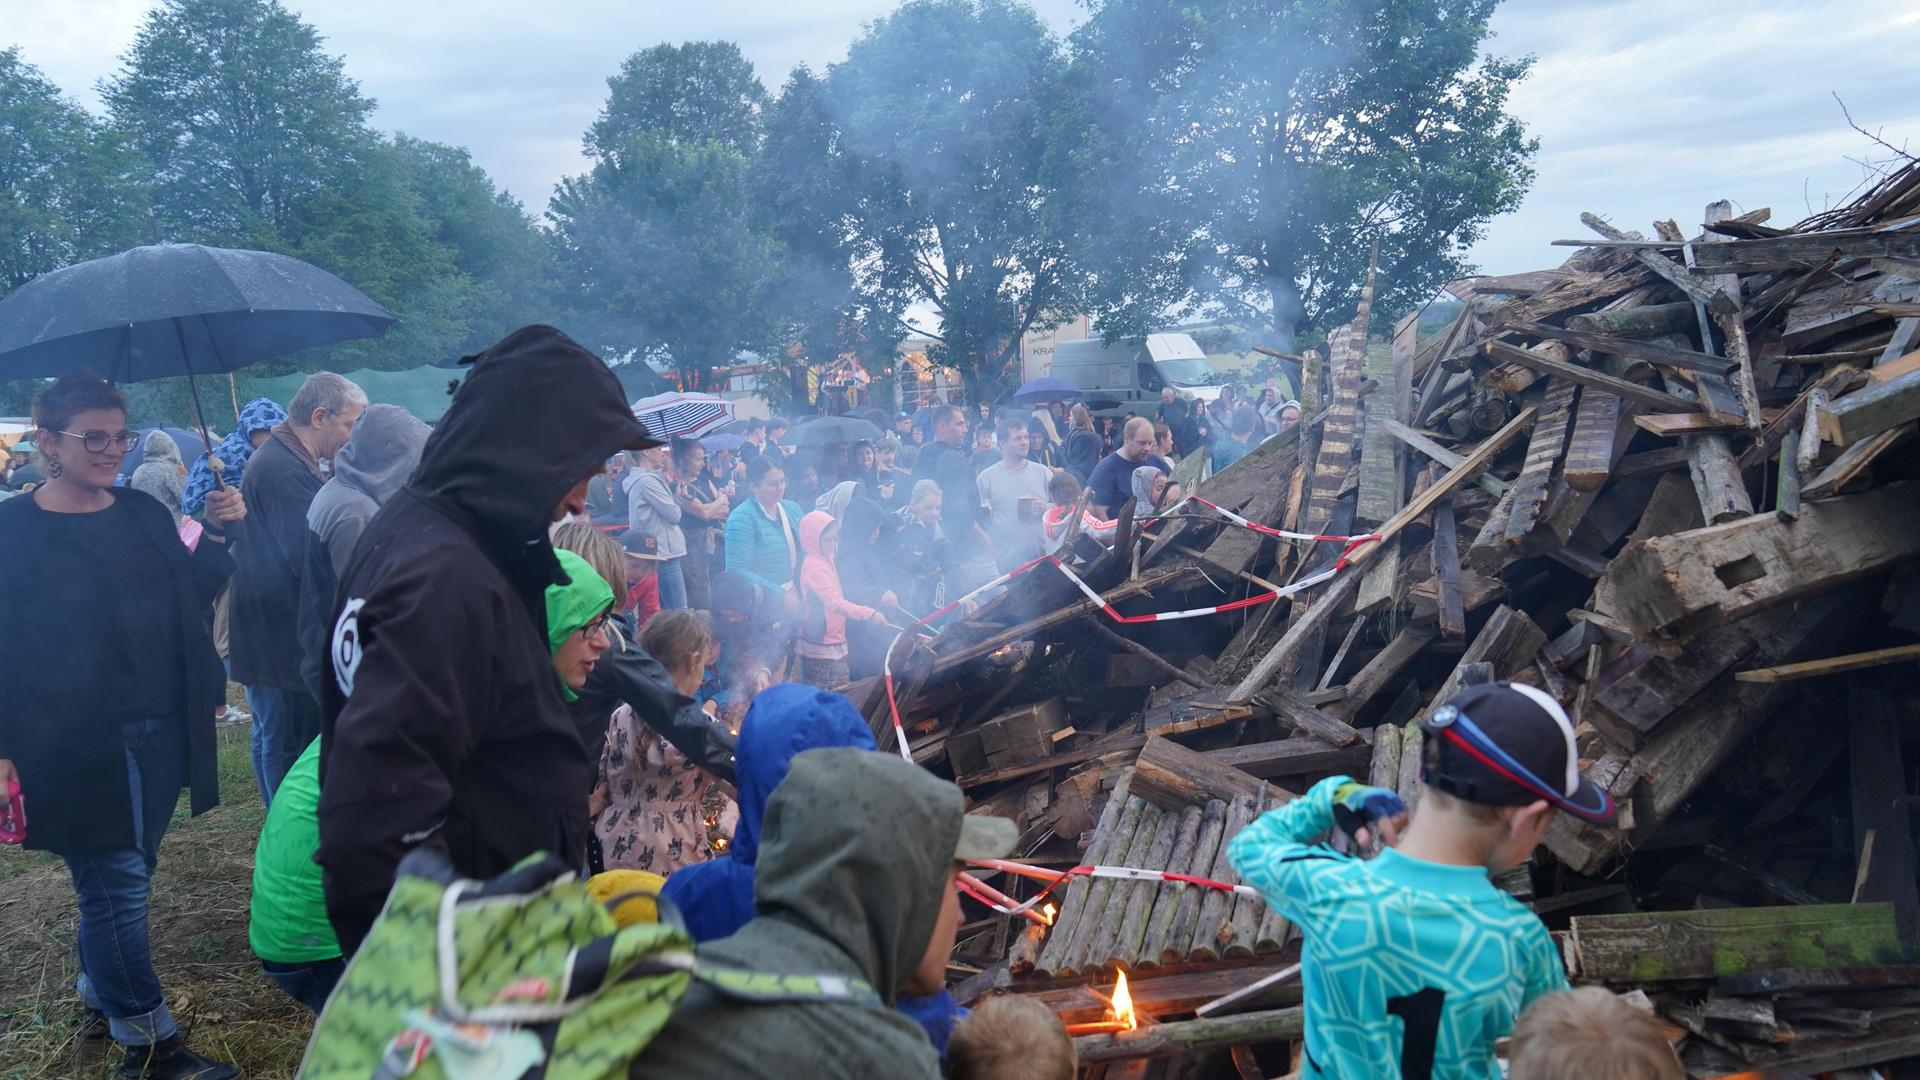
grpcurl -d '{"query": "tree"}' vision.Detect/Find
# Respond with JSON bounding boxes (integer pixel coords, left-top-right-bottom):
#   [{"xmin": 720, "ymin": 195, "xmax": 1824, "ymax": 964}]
[
  {"xmin": 1059, "ymin": 0, "xmax": 1537, "ymax": 343},
  {"xmin": 828, "ymin": 0, "xmax": 1081, "ymax": 403},
  {"xmin": 0, "ymin": 48, "xmax": 148, "ymax": 293},
  {"xmin": 586, "ymin": 41, "xmax": 768, "ymax": 163},
  {"xmin": 103, "ymin": 0, "xmax": 375, "ymax": 244}
]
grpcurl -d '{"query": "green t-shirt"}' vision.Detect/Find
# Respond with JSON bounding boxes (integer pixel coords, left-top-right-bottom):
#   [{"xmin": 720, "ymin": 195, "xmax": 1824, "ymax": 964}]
[{"xmin": 249, "ymin": 738, "xmax": 340, "ymax": 963}]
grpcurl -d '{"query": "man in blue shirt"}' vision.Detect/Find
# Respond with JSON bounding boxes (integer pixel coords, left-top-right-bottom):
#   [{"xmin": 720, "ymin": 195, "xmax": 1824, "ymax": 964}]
[{"xmin": 1086, "ymin": 416, "xmax": 1169, "ymax": 518}]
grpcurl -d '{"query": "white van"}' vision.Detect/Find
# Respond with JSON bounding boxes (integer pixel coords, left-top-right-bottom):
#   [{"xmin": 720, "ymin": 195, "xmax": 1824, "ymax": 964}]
[{"xmin": 1048, "ymin": 333, "xmax": 1223, "ymax": 416}]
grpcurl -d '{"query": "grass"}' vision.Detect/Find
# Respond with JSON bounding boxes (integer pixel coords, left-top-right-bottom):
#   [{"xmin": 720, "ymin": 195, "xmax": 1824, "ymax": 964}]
[{"xmin": 0, "ymin": 715, "xmax": 313, "ymax": 1079}]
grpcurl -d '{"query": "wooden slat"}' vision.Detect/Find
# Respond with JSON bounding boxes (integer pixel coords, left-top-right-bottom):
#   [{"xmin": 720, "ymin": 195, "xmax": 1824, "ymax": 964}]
[
  {"xmin": 1378, "ymin": 417, "xmax": 1508, "ymax": 497},
  {"xmin": 1736, "ymin": 642, "xmax": 1920, "ymax": 683},
  {"xmin": 1481, "ymin": 340, "xmax": 1698, "ymax": 413},
  {"xmin": 1499, "ymin": 318, "xmax": 1735, "ymax": 374},
  {"xmin": 1432, "ymin": 499, "xmax": 1465, "ymax": 640},
  {"xmin": 1504, "ymin": 378, "xmax": 1578, "ymax": 539},
  {"xmin": 1562, "ymin": 381, "xmax": 1622, "ymax": 490},
  {"xmin": 1818, "ymin": 365, "xmax": 1920, "ymax": 446},
  {"xmin": 1330, "ymin": 624, "xmax": 1438, "ymax": 721}
]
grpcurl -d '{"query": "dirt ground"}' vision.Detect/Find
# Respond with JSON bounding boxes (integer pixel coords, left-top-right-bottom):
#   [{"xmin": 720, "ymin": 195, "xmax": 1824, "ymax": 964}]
[{"xmin": 0, "ymin": 721, "xmax": 312, "ymax": 1079}]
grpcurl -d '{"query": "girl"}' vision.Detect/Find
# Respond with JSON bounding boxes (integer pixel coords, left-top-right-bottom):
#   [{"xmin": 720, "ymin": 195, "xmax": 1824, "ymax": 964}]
[{"xmin": 796, "ymin": 510, "xmax": 892, "ymax": 689}]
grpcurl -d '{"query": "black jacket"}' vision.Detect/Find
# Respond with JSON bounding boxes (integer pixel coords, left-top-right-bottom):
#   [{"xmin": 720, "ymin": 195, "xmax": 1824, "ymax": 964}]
[
  {"xmin": 0, "ymin": 491, "xmax": 231, "ymax": 854},
  {"xmin": 569, "ymin": 607, "xmax": 737, "ymax": 781},
  {"xmin": 229, "ymin": 430, "xmax": 324, "ymax": 688},
  {"xmin": 1065, "ymin": 427, "xmax": 1103, "ymax": 481},
  {"xmin": 316, "ymin": 325, "xmax": 655, "ymax": 954}
]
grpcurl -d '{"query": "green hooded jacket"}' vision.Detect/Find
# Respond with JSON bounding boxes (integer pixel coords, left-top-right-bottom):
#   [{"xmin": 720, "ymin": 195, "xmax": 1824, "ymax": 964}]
[
  {"xmin": 631, "ymin": 747, "xmax": 947, "ymax": 1079},
  {"xmin": 546, "ymin": 549, "xmax": 615, "ymax": 701}
]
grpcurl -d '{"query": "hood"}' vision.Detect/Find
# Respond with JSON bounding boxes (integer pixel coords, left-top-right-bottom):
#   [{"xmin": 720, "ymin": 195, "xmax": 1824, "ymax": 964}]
[
  {"xmin": 838, "ymin": 497, "xmax": 890, "ymax": 560},
  {"xmin": 730, "ymin": 683, "xmax": 876, "ymax": 866},
  {"xmin": 754, "ymin": 747, "xmax": 956, "ymax": 1004},
  {"xmin": 141, "ymin": 429, "xmax": 180, "ymax": 466},
  {"xmin": 237, "ymin": 396, "xmax": 287, "ymax": 437},
  {"xmin": 332, "ymin": 404, "xmax": 430, "ymax": 506},
  {"xmin": 799, "ymin": 509, "xmax": 836, "ymax": 562},
  {"xmin": 814, "ymin": 480, "xmax": 859, "ymax": 520},
  {"xmin": 544, "ymin": 549, "xmax": 615, "ymax": 703},
  {"xmin": 1131, "ymin": 464, "xmax": 1163, "ymax": 508},
  {"xmin": 410, "ymin": 325, "xmax": 656, "ymax": 603}
]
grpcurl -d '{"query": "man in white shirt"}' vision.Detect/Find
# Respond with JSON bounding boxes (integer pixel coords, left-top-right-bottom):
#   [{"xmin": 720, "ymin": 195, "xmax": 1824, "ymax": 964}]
[{"xmin": 975, "ymin": 418, "xmax": 1053, "ymax": 573}]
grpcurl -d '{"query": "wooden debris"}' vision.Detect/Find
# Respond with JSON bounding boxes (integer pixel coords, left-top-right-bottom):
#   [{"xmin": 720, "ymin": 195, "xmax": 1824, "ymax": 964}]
[{"xmin": 1569, "ymin": 904, "xmax": 1904, "ymax": 982}]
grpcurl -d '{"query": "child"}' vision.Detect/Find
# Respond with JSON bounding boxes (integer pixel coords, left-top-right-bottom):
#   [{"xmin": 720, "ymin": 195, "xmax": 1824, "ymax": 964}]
[
  {"xmin": 1227, "ymin": 682, "xmax": 1616, "ymax": 1079},
  {"xmin": 947, "ymin": 994, "xmax": 1077, "ymax": 1080},
  {"xmin": 1041, "ymin": 470, "xmax": 1114, "ymax": 553},
  {"xmin": 795, "ymin": 509, "xmax": 890, "ymax": 689},
  {"xmin": 1509, "ymin": 987, "xmax": 1682, "ymax": 1079}
]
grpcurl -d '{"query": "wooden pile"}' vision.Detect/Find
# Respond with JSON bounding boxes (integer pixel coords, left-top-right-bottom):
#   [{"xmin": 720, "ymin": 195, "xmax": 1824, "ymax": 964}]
[{"xmin": 875, "ymin": 162, "xmax": 1920, "ymax": 1076}]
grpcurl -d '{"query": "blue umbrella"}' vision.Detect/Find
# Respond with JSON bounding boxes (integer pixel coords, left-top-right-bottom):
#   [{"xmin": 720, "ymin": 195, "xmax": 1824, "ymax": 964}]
[
  {"xmin": 0, "ymin": 243, "xmax": 394, "ymax": 484},
  {"xmin": 1013, "ymin": 375, "xmax": 1080, "ymax": 403},
  {"xmin": 700, "ymin": 432, "xmax": 746, "ymax": 452}
]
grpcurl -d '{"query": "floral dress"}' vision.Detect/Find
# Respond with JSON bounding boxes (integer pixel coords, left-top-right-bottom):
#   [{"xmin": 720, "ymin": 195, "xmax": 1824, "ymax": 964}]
[{"xmin": 594, "ymin": 703, "xmax": 739, "ymax": 874}]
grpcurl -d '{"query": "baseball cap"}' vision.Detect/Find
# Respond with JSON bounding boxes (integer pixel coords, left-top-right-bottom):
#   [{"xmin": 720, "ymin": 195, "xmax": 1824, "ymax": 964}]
[
  {"xmin": 955, "ymin": 814, "xmax": 1019, "ymax": 862},
  {"xmin": 1420, "ymin": 682, "xmax": 1616, "ymax": 824}
]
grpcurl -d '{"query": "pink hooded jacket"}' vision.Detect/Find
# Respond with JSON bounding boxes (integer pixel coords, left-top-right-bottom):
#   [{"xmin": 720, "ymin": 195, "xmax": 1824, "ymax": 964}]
[{"xmin": 797, "ymin": 509, "xmax": 878, "ymax": 657}]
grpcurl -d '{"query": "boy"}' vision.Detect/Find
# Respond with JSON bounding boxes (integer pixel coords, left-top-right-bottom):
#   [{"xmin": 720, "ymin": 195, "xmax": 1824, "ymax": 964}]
[
  {"xmin": 947, "ymin": 994, "xmax": 1077, "ymax": 1080},
  {"xmin": 1509, "ymin": 987, "xmax": 1683, "ymax": 1079},
  {"xmin": 1227, "ymin": 682, "xmax": 1615, "ymax": 1079}
]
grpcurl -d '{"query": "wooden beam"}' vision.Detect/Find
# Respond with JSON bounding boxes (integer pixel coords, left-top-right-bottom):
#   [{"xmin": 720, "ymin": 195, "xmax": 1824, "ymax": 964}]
[
  {"xmin": 1230, "ymin": 408, "xmax": 1537, "ymax": 702},
  {"xmin": 1802, "ymin": 425, "xmax": 1915, "ymax": 500},
  {"xmin": 1817, "ymin": 366, "xmax": 1920, "ymax": 446},
  {"xmin": 1504, "ymin": 378, "xmax": 1578, "ymax": 539},
  {"xmin": 1207, "ymin": 738, "xmax": 1371, "ymax": 781},
  {"xmin": 1329, "ymin": 624, "xmax": 1437, "ymax": 721},
  {"xmin": 1378, "ymin": 417, "xmax": 1508, "ymax": 497},
  {"xmin": 1429, "ymin": 606, "xmax": 1547, "ymax": 709},
  {"xmin": 1588, "ymin": 632, "xmax": 1755, "ymax": 750},
  {"xmin": 1481, "ymin": 340, "xmax": 1699, "ymax": 413},
  {"xmin": 1568, "ymin": 904, "xmax": 1904, "ymax": 982},
  {"xmin": 1074, "ymin": 1007, "xmax": 1304, "ymax": 1064},
  {"xmin": 1601, "ymin": 481, "xmax": 1920, "ymax": 637},
  {"xmin": 1683, "ymin": 228, "xmax": 1920, "ymax": 274},
  {"xmin": 1499, "ymin": 318, "xmax": 1735, "ymax": 375},
  {"xmin": 1432, "ymin": 499, "xmax": 1465, "ymax": 640},
  {"xmin": 1256, "ymin": 684, "xmax": 1365, "ymax": 748},
  {"xmin": 1737, "ymin": 642, "xmax": 1920, "ymax": 683},
  {"xmin": 1133, "ymin": 734, "xmax": 1268, "ymax": 809},
  {"xmin": 1581, "ymin": 211, "xmax": 1738, "ymax": 315}
]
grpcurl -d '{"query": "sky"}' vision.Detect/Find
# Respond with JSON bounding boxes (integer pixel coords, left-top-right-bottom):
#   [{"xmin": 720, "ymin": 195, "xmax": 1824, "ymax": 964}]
[{"xmin": 5, "ymin": 0, "xmax": 1919, "ymax": 282}]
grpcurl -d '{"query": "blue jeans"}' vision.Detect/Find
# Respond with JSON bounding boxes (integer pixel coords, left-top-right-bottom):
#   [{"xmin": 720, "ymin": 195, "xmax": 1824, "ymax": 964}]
[
  {"xmin": 63, "ymin": 717, "xmax": 185, "ymax": 1047},
  {"xmin": 260, "ymin": 956, "xmax": 345, "ymax": 1013},
  {"xmin": 246, "ymin": 684, "xmax": 320, "ymax": 807},
  {"xmin": 656, "ymin": 557, "xmax": 688, "ymax": 610}
]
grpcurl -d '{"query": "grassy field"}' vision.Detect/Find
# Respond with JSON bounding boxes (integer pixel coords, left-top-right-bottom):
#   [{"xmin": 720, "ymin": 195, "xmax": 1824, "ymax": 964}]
[{"xmin": 0, "ymin": 719, "xmax": 312, "ymax": 1079}]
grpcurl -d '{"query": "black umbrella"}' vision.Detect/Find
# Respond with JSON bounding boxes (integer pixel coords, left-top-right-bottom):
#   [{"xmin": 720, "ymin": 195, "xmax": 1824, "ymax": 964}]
[
  {"xmin": 785, "ymin": 415, "xmax": 884, "ymax": 447},
  {"xmin": 0, "ymin": 243, "xmax": 394, "ymax": 484}
]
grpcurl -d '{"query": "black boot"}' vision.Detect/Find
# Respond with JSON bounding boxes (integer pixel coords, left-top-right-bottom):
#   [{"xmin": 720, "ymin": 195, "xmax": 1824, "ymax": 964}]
[{"xmin": 116, "ymin": 1036, "xmax": 240, "ymax": 1079}]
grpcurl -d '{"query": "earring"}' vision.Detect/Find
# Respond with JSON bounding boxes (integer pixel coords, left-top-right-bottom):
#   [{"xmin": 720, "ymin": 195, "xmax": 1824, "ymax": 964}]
[{"xmin": 46, "ymin": 457, "xmax": 61, "ymax": 479}]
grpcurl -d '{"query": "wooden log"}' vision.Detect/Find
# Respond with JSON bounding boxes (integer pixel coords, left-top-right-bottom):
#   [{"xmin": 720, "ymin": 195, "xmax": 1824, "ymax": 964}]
[
  {"xmin": 1482, "ymin": 339, "xmax": 1699, "ymax": 413},
  {"xmin": 1162, "ymin": 800, "xmax": 1228, "ymax": 964},
  {"xmin": 1568, "ymin": 904, "xmax": 1904, "ymax": 982},
  {"xmin": 1206, "ymin": 738, "xmax": 1371, "ymax": 781},
  {"xmin": 1817, "ymin": 365, "xmax": 1920, "ymax": 446},
  {"xmin": 1134, "ymin": 734, "xmax": 1267, "ymax": 809},
  {"xmin": 1188, "ymin": 795, "xmax": 1258, "ymax": 962},
  {"xmin": 1255, "ymin": 894, "xmax": 1290, "ymax": 956},
  {"xmin": 1032, "ymin": 956, "xmax": 1302, "ymax": 1024},
  {"xmin": 1133, "ymin": 805, "xmax": 1204, "ymax": 970},
  {"xmin": 1036, "ymin": 773, "xmax": 1136, "ymax": 975},
  {"xmin": 1685, "ymin": 431, "xmax": 1753, "ymax": 524},
  {"xmin": 1600, "ymin": 481, "xmax": 1920, "ymax": 638},
  {"xmin": 1224, "ymin": 792, "xmax": 1275, "ymax": 959},
  {"xmin": 1058, "ymin": 797, "xmax": 1152, "ymax": 976},
  {"xmin": 1500, "ymin": 318, "xmax": 1735, "ymax": 375},
  {"xmin": 1378, "ymin": 417, "xmax": 1508, "ymax": 498},
  {"xmin": 1736, "ymin": 642, "xmax": 1920, "ymax": 683},
  {"xmin": 1587, "ymin": 630, "xmax": 1756, "ymax": 750},
  {"xmin": 1849, "ymin": 689, "xmax": 1920, "ymax": 948},
  {"xmin": 1367, "ymin": 723, "xmax": 1402, "ymax": 791},
  {"xmin": 1330, "ymin": 624, "xmax": 1438, "ymax": 721},
  {"xmin": 1230, "ymin": 407, "xmax": 1538, "ymax": 702},
  {"xmin": 1395, "ymin": 721, "xmax": 1425, "ymax": 807},
  {"xmin": 1073, "ymin": 1008, "xmax": 1305, "ymax": 1065},
  {"xmin": 1097, "ymin": 806, "xmax": 1176, "ymax": 972},
  {"xmin": 1254, "ymin": 685, "xmax": 1364, "ymax": 748},
  {"xmin": 1564, "ymin": 301, "xmax": 1700, "ymax": 339}
]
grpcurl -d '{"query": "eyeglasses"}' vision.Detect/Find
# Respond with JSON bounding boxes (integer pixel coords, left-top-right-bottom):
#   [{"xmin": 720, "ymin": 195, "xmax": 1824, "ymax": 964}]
[
  {"xmin": 576, "ymin": 611, "xmax": 615, "ymax": 641},
  {"xmin": 59, "ymin": 429, "xmax": 139, "ymax": 453}
]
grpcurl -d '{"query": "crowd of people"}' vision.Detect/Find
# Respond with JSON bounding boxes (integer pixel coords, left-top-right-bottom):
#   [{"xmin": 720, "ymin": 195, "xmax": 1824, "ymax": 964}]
[{"xmin": 0, "ymin": 327, "xmax": 1680, "ymax": 1079}]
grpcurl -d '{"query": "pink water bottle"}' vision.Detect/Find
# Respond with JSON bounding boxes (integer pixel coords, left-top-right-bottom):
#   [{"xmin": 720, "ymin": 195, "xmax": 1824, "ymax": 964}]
[{"xmin": 0, "ymin": 780, "xmax": 25, "ymax": 845}]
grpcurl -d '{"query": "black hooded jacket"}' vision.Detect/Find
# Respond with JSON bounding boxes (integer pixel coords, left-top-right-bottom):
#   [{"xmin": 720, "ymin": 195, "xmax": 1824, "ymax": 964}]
[{"xmin": 315, "ymin": 326, "xmax": 654, "ymax": 954}]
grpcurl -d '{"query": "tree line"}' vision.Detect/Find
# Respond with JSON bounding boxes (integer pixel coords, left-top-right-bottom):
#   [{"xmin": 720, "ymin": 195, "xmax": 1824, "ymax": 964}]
[{"xmin": 0, "ymin": 0, "xmax": 1537, "ymax": 421}]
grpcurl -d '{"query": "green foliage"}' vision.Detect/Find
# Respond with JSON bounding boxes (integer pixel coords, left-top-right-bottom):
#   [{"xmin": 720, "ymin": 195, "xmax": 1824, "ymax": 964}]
[
  {"xmin": 827, "ymin": 0, "xmax": 1083, "ymax": 403},
  {"xmin": 587, "ymin": 41, "xmax": 768, "ymax": 161},
  {"xmin": 1059, "ymin": 0, "xmax": 1537, "ymax": 342},
  {"xmin": 0, "ymin": 48, "xmax": 149, "ymax": 292}
]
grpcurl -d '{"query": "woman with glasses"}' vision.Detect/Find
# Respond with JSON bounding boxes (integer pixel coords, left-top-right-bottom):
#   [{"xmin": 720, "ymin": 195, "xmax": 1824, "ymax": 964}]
[{"xmin": 0, "ymin": 374, "xmax": 247, "ymax": 1079}]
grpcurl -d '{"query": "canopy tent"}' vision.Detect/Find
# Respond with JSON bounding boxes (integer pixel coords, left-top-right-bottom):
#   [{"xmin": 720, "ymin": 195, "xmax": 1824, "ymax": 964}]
[{"xmin": 244, "ymin": 365, "xmax": 466, "ymax": 424}]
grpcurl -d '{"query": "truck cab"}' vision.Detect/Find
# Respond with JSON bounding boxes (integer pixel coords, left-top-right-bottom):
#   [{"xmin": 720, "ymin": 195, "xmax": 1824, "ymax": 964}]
[{"xmin": 1048, "ymin": 333, "xmax": 1224, "ymax": 416}]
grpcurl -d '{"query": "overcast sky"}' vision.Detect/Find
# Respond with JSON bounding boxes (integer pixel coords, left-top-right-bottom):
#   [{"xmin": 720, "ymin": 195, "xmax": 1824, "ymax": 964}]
[{"xmin": 6, "ymin": 0, "xmax": 1918, "ymax": 281}]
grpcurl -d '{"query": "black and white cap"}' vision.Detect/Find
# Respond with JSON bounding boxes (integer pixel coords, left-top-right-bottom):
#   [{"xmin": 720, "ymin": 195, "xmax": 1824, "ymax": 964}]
[{"xmin": 1420, "ymin": 682, "xmax": 1616, "ymax": 824}]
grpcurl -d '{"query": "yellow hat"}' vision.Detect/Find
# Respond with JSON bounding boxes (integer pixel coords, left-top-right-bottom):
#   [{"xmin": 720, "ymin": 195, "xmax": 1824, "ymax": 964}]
[{"xmin": 585, "ymin": 869, "xmax": 667, "ymax": 927}]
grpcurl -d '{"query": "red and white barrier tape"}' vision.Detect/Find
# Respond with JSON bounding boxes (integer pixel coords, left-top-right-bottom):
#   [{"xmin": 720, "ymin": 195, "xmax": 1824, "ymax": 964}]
[{"xmin": 960, "ymin": 857, "xmax": 1259, "ymax": 918}]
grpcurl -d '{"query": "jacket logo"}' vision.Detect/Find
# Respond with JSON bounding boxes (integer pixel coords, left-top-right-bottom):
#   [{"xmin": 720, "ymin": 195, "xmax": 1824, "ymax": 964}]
[{"xmin": 332, "ymin": 598, "xmax": 367, "ymax": 698}]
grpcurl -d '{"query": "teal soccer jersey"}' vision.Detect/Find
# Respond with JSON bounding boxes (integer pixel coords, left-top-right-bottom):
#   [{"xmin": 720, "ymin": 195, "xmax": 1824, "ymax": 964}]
[{"xmin": 1227, "ymin": 776, "xmax": 1567, "ymax": 1079}]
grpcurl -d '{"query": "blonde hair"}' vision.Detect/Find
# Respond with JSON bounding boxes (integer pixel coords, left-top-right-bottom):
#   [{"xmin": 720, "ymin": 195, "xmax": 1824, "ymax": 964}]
[
  {"xmin": 551, "ymin": 520, "xmax": 627, "ymax": 596},
  {"xmin": 947, "ymin": 995, "xmax": 1076, "ymax": 1080},
  {"xmin": 1510, "ymin": 988, "xmax": 1681, "ymax": 1080},
  {"xmin": 639, "ymin": 609, "xmax": 714, "ymax": 681}
]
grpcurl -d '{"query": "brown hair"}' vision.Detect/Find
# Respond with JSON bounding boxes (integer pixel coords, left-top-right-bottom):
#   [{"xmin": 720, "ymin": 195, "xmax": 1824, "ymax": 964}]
[
  {"xmin": 1046, "ymin": 470, "xmax": 1080, "ymax": 505},
  {"xmin": 639, "ymin": 609, "xmax": 714, "ymax": 679},
  {"xmin": 1510, "ymin": 987, "xmax": 1681, "ymax": 1079},
  {"xmin": 550, "ymin": 520, "xmax": 627, "ymax": 597},
  {"xmin": 947, "ymin": 995, "xmax": 1076, "ymax": 1080},
  {"xmin": 34, "ymin": 374, "xmax": 128, "ymax": 463}
]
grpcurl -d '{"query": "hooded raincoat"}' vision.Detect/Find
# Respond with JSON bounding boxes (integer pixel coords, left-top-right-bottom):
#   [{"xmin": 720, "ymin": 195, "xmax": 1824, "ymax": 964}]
[
  {"xmin": 632, "ymin": 747, "xmax": 947, "ymax": 1079},
  {"xmin": 296, "ymin": 405, "xmax": 431, "ymax": 700},
  {"xmin": 129, "ymin": 429, "xmax": 185, "ymax": 521},
  {"xmin": 796, "ymin": 510, "xmax": 877, "ymax": 661},
  {"xmin": 182, "ymin": 397, "xmax": 286, "ymax": 516},
  {"xmin": 315, "ymin": 325, "xmax": 656, "ymax": 954}
]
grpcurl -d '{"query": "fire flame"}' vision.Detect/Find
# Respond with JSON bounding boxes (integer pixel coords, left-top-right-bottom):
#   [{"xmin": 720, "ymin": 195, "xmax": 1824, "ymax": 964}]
[
  {"xmin": 1111, "ymin": 969, "xmax": 1138, "ymax": 1031},
  {"xmin": 1042, "ymin": 903, "xmax": 1057, "ymax": 926}
]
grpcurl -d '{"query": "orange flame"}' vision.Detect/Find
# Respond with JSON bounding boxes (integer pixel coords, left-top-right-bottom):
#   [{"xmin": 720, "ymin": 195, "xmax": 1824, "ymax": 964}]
[
  {"xmin": 1042, "ymin": 903, "xmax": 1058, "ymax": 926},
  {"xmin": 1111, "ymin": 969, "xmax": 1138, "ymax": 1031}
]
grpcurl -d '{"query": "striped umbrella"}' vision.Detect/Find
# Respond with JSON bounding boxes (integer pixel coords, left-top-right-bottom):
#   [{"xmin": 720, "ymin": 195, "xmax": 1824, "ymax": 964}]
[{"xmin": 630, "ymin": 392, "xmax": 735, "ymax": 440}]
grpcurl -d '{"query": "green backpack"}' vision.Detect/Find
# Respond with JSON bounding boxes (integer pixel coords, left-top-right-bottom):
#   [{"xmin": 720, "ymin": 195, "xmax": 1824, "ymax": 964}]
[{"xmin": 300, "ymin": 849, "xmax": 881, "ymax": 1079}]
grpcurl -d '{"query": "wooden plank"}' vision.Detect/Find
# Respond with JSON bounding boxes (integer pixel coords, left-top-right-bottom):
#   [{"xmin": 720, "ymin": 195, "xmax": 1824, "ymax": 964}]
[
  {"xmin": 1432, "ymin": 499, "xmax": 1465, "ymax": 640},
  {"xmin": 1503, "ymin": 378, "xmax": 1577, "ymax": 539},
  {"xmin": 1208, "ymin": 738, "xmax": 1371, "ymax": 780},
  {"xmin": 1849, "ymin": 688, "xmax": 1920, "ymax": 948},
  {"xmin": 1561, "ymin": 382, "xmax": 1621, "ymax": 490},
  {"xmin": 1587, "ymin": 631, "xmax": 1756, "ymax": 750},
  {"xmin": 1430, "ymin": 606, "xmax": 1547, "ymax": 709},
  {"xmin": 1633, "ymin": 411, "xmax": 1746, "ymax": 437},
  {"xmin": 1737, "ymin": 642, "xmax": 1920, "ymax": 683},
  {"xmin": 1133, "ymin": 735, "xmax": 1268, "ymax": 809},
  {"xmin": 1569, "ymin": 904, "xmax": 1904, "ymax": 982},
  {"xmin": 1330, "ymin": 625, "xmax": 1437, "ymax": 721},
  {"xmin": 1802, "ymin": 424, "xmax": 1915, "ymax": 500},
  {"xmin": 1499, "ymin": 318, "xmax": 1735, "ymax": 375},
  {"xmin": 1615, "ymin": 445, "xmax": 1689, "ymax": 477},
  {"xmin": 1355, "ymin": 343, "xmax": 1400, "ymax": 526},
  {"xmin": 1817, "ymin": 365, "xmax": 1920, "ymax": 446},
  {"xmin": 1255, "ymin": 685, "xmax": 1364, "ymax": 748},
  {"xmin": 1684, "ymin": 228, "xmax": 1920, "ymax": 274},
  {"xmin": 1481, "ymin": 340, "xmax": 1699, "ymax": 413},
  {"xmin": 1601, "ymin": 480, "xmax": 1920, "ymax": 637},
  {"xmin": 1377, "ymin": 417, "xmax": 1508, "ymax": 498},
  {"xmin": 1581, "ymin": 211, "xmax": 1738, "ymax": 315},
  {"xmin": 1230, "ymin": 408, "xmax": 1537, "ymax": 702},
  {"xmin": 1719, "ymin": 964, "xmax": 1920, "ymax": 997}
]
